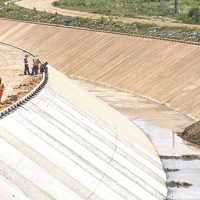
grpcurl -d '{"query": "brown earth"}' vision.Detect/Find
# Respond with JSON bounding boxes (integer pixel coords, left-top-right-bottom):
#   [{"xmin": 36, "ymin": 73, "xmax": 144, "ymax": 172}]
[
  {"xmin": 17, "ymin": 0, "xmax": 200, "ymax": 29},
  {"xmin": 180, "ymin": 121, "xmax": 200, "ymax": 146},
  {"xmin": 0, "ymin": 75, "xmax": 42, "ymax": 110},
  {"xmin": 0, "ymin": 43, "xmax": 42, "ymax": 111}
]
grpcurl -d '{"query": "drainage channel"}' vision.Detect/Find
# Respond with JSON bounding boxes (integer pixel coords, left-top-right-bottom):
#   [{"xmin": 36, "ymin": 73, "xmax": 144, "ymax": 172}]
[{"xmin": 70, "ymin": 77, "xmax": 200, "ymax": 200}]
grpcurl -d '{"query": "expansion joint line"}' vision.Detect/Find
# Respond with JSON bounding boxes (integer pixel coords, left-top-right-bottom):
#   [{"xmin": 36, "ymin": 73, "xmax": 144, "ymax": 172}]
[{"xmin": 87, "ymin": 123, "xmax": 118, "ymax": 199}]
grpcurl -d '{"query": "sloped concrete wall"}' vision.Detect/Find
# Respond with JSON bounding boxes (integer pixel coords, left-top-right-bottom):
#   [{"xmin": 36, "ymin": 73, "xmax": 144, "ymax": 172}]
[
  {"xmin": 0, "ymin": 66, "xmax": 167, "ymax": 199},
  {"xmin": 0, "ymin": 19, "xmax": 199, "ymax": 119}
]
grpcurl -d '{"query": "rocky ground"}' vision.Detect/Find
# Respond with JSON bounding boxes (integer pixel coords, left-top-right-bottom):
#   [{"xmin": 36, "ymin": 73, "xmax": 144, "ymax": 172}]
[
  {"xmin": 0, "ymin": 75, "xmax": 42, "ymax": 110},
  {"xmin": 180, "ymin": 121, "xmax": 200, "ymax": 146}
]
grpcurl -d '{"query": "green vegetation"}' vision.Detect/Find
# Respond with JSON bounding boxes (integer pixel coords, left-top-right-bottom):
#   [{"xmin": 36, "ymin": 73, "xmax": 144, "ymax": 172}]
[
  {"xmin": 53, "ymin": 0, "xmax": 163, "ymax": 16},
  {"xmin": 0, "ymin": 0, "xmax": 6, "ymax": 5},
  {"xmin": 53, "ymin": 0, "xmax": 200, "ymax": 24},
  {"xmin": 0, "ymin": 2, "xmax": 199, "ymax": 42}
]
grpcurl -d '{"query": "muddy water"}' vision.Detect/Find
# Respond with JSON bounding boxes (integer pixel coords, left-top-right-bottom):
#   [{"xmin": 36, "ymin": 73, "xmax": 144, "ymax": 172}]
[
  {"xmin": 71, "ymin": 77, "xmax": 200, "ymax": 200},
  {"xmin": 133, "ymin": 119, "xmax": 200, "ymax": 156},
  {"xmin": 163, "ymin": 158, "xmax": 200, "ymax": 200}
]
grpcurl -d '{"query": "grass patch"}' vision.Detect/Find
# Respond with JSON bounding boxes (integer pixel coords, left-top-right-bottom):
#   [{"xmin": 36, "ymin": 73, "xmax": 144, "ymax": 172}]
[
  {"xmin": 0, "ymin": 2, "xmax": 199, "ymax": 42},
  {"xmin": 53, "ymin": 0, "xmax": 200, "ymax": 24},
  {"xmin": 0, "ymin": 0, "xmax": 6, "ymax": 5}
]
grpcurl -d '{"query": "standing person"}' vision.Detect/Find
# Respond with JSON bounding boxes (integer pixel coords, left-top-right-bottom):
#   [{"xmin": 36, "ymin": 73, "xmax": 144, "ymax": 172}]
[
  {"xmin": 0, "ymin": 78, "xmax": 5, "ymax": 104},
  {"xmin": 40, "ymin": 61, "xmax": 48, "ymax": 73},
  {"xmin": 24, "ymin": 54, "xmax": 30, "ymax": 75},
  {"xmin": 32, "ymin": 55, "xmax": 39, "ymax": 76},
  {"xmin": 44, "ymin": 62, "xmax": 48, "ymax": 74}
]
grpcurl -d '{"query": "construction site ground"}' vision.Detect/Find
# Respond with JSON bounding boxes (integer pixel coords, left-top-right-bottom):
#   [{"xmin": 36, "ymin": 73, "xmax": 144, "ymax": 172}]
[
  {"xmin": 13, "ymin": 0, "xmax": 200, "ymax": 148},
  {"xmin": 1, "ymin": 3, "xmax": 200, "ymax": 198},
  {"xmin": 0, "ymin": 43, "xmax": 42, "ymax": 110},
  {"xmin": 0, "ymin": 19, "xmax": 199, "ymax": 119}
]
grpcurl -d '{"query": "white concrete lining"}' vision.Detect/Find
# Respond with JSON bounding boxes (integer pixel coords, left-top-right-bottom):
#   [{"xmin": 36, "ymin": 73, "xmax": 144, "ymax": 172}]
[{"xmin": 0, "ymin": 66, "xmax": 167, "ymax": 199}]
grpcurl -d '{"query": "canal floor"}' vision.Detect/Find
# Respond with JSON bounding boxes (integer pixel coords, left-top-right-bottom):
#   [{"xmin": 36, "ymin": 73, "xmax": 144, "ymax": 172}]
[{"xmin": 71, "ymin": 77, "xmax": 200, "ymax": 200}]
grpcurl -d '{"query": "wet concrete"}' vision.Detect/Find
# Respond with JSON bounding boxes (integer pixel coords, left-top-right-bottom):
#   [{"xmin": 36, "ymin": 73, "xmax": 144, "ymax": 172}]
[
  {"xmin": 70, "ymin": 77, "xmax": 200, "ymax": 200},
  {"xmin": 133, "ymin": 119, "xmax": 200, "ymax": 156}
]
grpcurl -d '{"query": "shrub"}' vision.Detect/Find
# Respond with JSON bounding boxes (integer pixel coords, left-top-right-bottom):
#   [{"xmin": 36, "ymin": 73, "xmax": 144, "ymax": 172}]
[{"xmin": 188, "ymin": 7, "xmax": 200, "ymax": 23}]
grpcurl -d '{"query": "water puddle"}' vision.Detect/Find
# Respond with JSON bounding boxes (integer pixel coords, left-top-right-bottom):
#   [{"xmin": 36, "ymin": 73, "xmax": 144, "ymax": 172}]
[
  {"xmin": 163, "ymin": 158, "xmax": 200, "ymax": 200},
  {"xmin": 133, "ymin": 118, "xmax": 200, "ymax": 156}
]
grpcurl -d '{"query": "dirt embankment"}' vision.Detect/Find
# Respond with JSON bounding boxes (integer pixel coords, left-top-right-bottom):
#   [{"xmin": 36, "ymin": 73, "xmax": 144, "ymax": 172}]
[
  {"xmin": 0, "ymin": 43, "xmax": 42, "ymax": 111},
  {"xmin": 180, "ymin": 121, "xmax": 200, "ymax": 145},
  {"xmin": 0, "ymin": 75, "xmax": 42, "ymax": 110}
]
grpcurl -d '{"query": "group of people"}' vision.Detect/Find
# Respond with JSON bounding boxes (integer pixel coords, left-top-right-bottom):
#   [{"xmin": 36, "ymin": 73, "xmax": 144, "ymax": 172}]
[
  {"xmin": 24, "ymin": 54, "xmax": 48, "ymax": 76},
  {"xmin": 0, "ymin": 54, "xmax": 48, "ymax": 104}
]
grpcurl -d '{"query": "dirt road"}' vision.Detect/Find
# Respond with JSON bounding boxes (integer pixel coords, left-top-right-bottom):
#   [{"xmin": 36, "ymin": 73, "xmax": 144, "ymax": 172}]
[{"xmin": 16, "ymin": 0, "xmax": 200, "ymax": 29}]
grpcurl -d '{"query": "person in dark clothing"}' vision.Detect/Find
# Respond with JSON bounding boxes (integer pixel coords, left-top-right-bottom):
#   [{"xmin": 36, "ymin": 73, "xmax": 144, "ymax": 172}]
[
  {"xmin": 24, "ymin": 54, "xmax": 30, "ymax": 75},
  {"xmin": 40, "ymin": 61, "xmax": 48, "ymax": 74},
  {"xmin": 0, "ymin": 78, "xmax": 5, "ymax": 104}
]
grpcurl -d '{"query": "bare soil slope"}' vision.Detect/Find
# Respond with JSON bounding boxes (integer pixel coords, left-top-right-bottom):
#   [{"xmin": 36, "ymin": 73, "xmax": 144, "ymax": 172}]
[{"xmin": 0, "ymin": 19, "xmax": 200, "ymax": 119}]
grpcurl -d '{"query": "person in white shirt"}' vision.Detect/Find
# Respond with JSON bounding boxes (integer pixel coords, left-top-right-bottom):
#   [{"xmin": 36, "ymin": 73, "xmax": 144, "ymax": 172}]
[{"xmin": 32, "ymin": 55, "xmax": 40, "ymax": 76}]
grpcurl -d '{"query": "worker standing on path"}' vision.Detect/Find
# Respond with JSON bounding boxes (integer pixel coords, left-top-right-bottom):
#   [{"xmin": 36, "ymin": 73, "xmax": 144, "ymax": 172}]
[
  {"xmin": 32, "ymin": 55, "xmax": 39, "ymax": 76},
  {"xmin": 24, "ymin": 54, "xmax": 30, "ymax": 75},
  {"xmin": 40, "ymin": 61, "xmax": 48, "ymax": 74},
  {"xmin": 0, "ymin": 78, "xmax": 5, "ymax": 104}
]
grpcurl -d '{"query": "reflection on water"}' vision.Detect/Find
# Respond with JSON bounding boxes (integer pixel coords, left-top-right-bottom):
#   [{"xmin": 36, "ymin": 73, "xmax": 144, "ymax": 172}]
[{"xmin": 133, "ymin": 118, "xmax": 200, "ymax": 156}]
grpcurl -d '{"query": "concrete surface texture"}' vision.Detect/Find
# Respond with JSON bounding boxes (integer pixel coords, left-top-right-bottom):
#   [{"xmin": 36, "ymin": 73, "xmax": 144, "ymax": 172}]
[
  {"xmin": 0, "ymin": 19, "xmax": 200, "ymax": 119},
  {"xmin": 0, "ymin": 66, "xmax": 167, "ymax": 200},
  {"xmin": 70, "ymin": 77, "xmax": 200, "ymax": 156},
  {"xmin": 16, "ymin": 0, "xmax": 200, "ymax": 29},
  {"xmin": 69, "ymin": 77, "xmax": 200, "ymax": 200}
]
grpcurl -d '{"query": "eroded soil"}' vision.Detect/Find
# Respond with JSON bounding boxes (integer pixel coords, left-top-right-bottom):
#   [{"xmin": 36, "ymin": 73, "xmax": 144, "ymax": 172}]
[
  {"xmin": 0, "ymin": 43, "xmax": 42, "ymax": 111},
  {"xmin": 0, "ymin": 75, "xmax": 42, "ymax": 110},
  {"xmin": 179, "ymin": 121, "xmax": 200, "ymax": 146}
]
